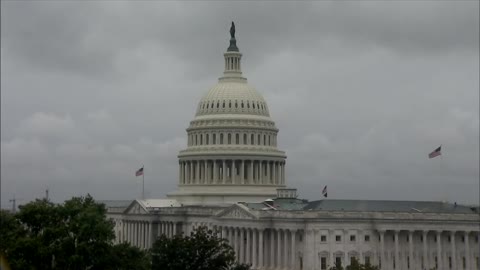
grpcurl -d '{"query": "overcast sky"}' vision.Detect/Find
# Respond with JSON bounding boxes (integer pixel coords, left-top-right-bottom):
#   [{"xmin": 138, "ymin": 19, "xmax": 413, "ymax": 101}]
[{"xmin": 1, "ymin": 1, "xmax": 479, "ymax": 209}]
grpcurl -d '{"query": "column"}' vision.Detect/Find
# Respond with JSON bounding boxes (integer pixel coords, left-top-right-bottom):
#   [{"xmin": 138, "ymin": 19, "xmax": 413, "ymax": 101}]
[
  {"xmin": 465, "ymin": 231, "xmax": 470, "ymax": 270},
  {"xmin": 284, "ymin": 230, "xmax": 288, "ymax": 269},
  {"xmin": 409, "ymin": 231, "xmax": 414, "ymax": 270},
  {"xmin": 277, "ymin": 230, "xmax": 282, "ymax": 269},
  {"xmin": 173, "ymin": 222, "xmax": 177, "ymax": 236},
  {"xmin": 222, "ymin": 160, "xmax": 227, "ymax": 184},
  {"xmin": 186, "ymin": 162, "xmax": 190, "ymax": 184},
  {"xmin": 272, "ymin": 162, "xmax": 276, "ymax": 185},
  {"xmin": 436, "ymin": 231, "xmax": 442, "ymax": 270},
  {"xmin": 179, "ymin": 162, "xmax": 183, "ymax": 184},
  {"xmin": 394, "ymin": 231, "xmax": 399, "ymax": 270},
  {"xmin": 252, "ymin": 229, "xmax": 257, "ymax": 268},
  {"xmin": 195, "ymin": 161, "xmax": 200, "ymax": 184},
  {"xmin": 204, "ymin": 160, "xmax": 208, "ymax": 184},
  {"xmin": 380, "ymin": 230, "xmax": 385, "ymax": 270},
  {"xmin": 451, "ymin": 231, "xmax": 456, "ymax": 270},
  {"xmin": 270, "ymin": 229, "xmax": 275, "ymax": 269},
  {"xmin": 246, "ymin": 229, "xmax": 251, "ymax": 264},
  {"xmin": 249, "ymin": 160, "xmax": 254, "ymax": 184},
  {"xmin": 213, "ymin": 160, "xmax": 218, "ymax": 183},
  {"xmin": 291, "ymin": 230, "xmax": 296, "ymax": 270},
  {"xmin": 282, "ymin": 162, "xmax": 286, "ymax": 184},
  {"xmin": 267, "ymin": 161, "xmax": 271, "ymax": 183},
  {"xmin": 239, "ymin": 160, "xmax": 244, "ymax": 184},
  {"xmin": 240, "ymin": 228, "xmax": 245, "ymax": 263},
  {"xmin": 222, "ymin": 227, "xmax": 227, "ymax": 240},
  {"xmin": 259, "ymin": 229, "xmax": 264, "ymax": 269}
]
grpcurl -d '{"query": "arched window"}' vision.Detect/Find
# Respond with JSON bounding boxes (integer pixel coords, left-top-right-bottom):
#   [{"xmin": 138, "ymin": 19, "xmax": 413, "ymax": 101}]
[
  {"xmin": 206, "ymin": 103, "xmax": 209, "ymax": 109},
  {"xmin": 264, "ymin": 134, "xmax": 266, "ymax": 145},
  {"xmin": 222, "ymin": 102, "xmax": 225, "ymax": 108},
  {"xmin": 236, "ymin": 134, "xmax": 239, "ymax": 144},
  {"xmin": 220, "ymin": 133, "xmax": 224, "ymax": 144},
  {"xmin": 243, "ymin": 134, "xmax": 247, "ymax": 144},
  {"xmin": 195, "ymin": 134, "xmax": 198, "ymax": 145},
  {"xmin": 257, "ymin": 134, "xmax": 260, "ymax": 145},
  {"xmin": 247, "ymin": 102, "xmax": 250, "ymax": 108},
  {"xmin": 268, "ymin": 135, "xmax": 271, "ymax": 146},
  {"xmin": 200, "ymin": 134, "xmax": 203, "ymax": 145},
  {"xmin": 227, "ymin": 133, "xmax": 231, "ymax": 144},
  {"xmin": 251, "ymin": 134, "xmax": 254, "ymax": 145},
  {"xmin": 241, "ymin": 102, "xmax": 244, "ymax": 108},
  {"xmin": 229, "ymin": 101, "xmax": 232, "ymax": 108},
  {"xmin": 213, "ymin": 134, "xmax": 216, "ymax": 144},
  {"xmin": 253, "ymin": 103, "xmax": 255, "ymax": 109},
  {"xmin": 206, "ymin": 134, "xmax": 209, "ymax": 145},
  {"xmin": 235, "ymin": 101, "xmax": 238, "ymax": 108}
]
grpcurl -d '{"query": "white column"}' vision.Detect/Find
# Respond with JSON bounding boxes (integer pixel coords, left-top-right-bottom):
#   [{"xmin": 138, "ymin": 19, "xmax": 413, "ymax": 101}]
[
  {"xmin": 277, "ymin": 230, "xmax": 282, "ymax": 269},
  {"xmin": 409, "ymin": 231, "xmax": 414, "ymax": 270},
  {"xmin": 380, "ymin": 230, "xmax": 386, "ymax": 270},
  {"xmin": 252, "ymin": 229, "xmax": 257, "ymax": 268},
  {"xmin": 240, "ymin": 228, "xmax": 245, "ymax": 263},
  {"xmin": 267, "ymin": 161, "xmax": 271, "ymax": 183},
  {"xmin": 259, "ymin": 229, "xmax": 264, "ymax": 269},
  {"xmin": 465, "ymin": 231, "xmax": 470, "ymax": 270},
  {"xmin": 179, "ymin": 162, "xmax": 182, "ymax": 184},
  {"xmin": 394, "ymin": 231, "xmax": 399, "ymax": 270},
  {"xmin": 272, "ymin": 162, "xmax": 276, "ymax": 185},
  {"xmin": 246, "ymin": 228, "xmax": 251, "ymax": 264},
  {"xmin": 213, "ymin": 160, "xmax": 218, "ymax": 183},
  {"xmin": 222, "ymin": 160, "xmax": 227, "ymax": 184},
  {"xmin": 284, "ymin": 230, "xmax": 288, "ymax": 269},
  {"xmin": 291, "ymin": 230, "xmax": 296, "ymax": 270},
  {"xmin": 204, "ymin": 161, "xmax": 208, "ymax": 184},
  {"xmin": 173, "ymin": 222, "xmax": 176, "ymax": 236},
  {"xmin": 270, "ymin": 229, "xmax": 275, "ymax": 269},
  {"xmin": 450, "ymin": 231, "xmax": 456, "ymax": 270},
  {"xmin": 437, "ymin": 231, "xmax": 442, "ymax": 270},
  {"xmin": 241, "ymin": 160, "xmax": 245, "ymax": 184},
  {"xmin": 282, "ymin": 162, "xmax": 285, "ymax": 184},
  {"xmin": 195, "ymin": 161, "xmax": 200, "ymax": 184},
  {"xmin": 249, "ymin": 160, "xmax": 254, "ymax": 184}
]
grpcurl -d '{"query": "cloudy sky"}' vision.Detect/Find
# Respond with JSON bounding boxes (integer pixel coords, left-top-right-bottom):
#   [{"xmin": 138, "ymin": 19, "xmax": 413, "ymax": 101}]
[{"xmin": 1, "ymin": 1, "xmax": 478, "ymax": 208}]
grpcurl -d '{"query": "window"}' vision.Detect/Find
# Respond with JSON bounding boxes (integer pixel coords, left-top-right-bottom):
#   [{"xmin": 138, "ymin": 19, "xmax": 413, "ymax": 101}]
[
  {"xmin": 435, "ymin": 256, "xmax": 438, "ymax": 269},
  {"xmin": 241, "ymin": 102, "xmax": 244, "ymax": 108},
  {"xmin": 220, "ymin": 134, "xmax": 224, "ymax": 144},
  {"xmin": 321, "ymin": 235, "xmax": 327, "ymax": 242},
  {"xmin": 350, "ymin": 257, "xmax": 356, "ymax": 265},
  {"xmin": 235, "ymin": 134, "xmax": 239, "ymax": 144},
  {"xmin": 421, "ymin": 235, "xmax": 424, "ymax": 242},
  {"xmin": 235, "ymin": 101, "xmax": 238, "ymax": 108},
  {"xmin": 321, "ymin": 257, "xmax": 327, "ymax": 270},
  {"xmin": 251, "ymin": 134, "xmax": 254, "ymax": 145},
  {"xmin": 222, "ymin": 102, "xmax": 225, "ymax": 108},
  {"xmin": 206, "ymin": 134, "xmax": 209, "ymax": 145},
  {"xmin": 335, "ymin": 257, "xmax": 342, "ymax": 266},
  {"xmin": 227, "ymin": 133, "xmax": 231, "ymax": 144},
  {"xmin": 364, "ymin": 235, "xmax": 370, "ymax": 242},
  {"xmin": 449, "ymin": 257, "xmax": 452, "ymax": 269},
  {"xmin": 336, "ymin": 235, "xmax": 341, "ymax": 242},
  {"xmin": 258, "ymin": 134, "xmax": 260, "ymax": 145},
  {"xmin": 195, "ymin": 135, "xmax": 198, "ymax": 145},
  {"xmin": 268, "ymin": 135, "xmax": 271, "ymax": 146},
  {"xmin": 462, "ymin": 257, "xmax": 466, "ymax": 269},
  {"xmin": 461, "ymin": 236, "xmax": 465, "ymax": 242},
  {"xmin": 263, "ymin": 134, "xmax": 266, "ymax": 145},
  {"xmin": 435, "ymin": 236, "xmax": 437, "ymax": 242},
  {"xmin": 448, "ymin": 236, "xmax": 451, "ymax": 242},
  {"xmin": 243, "ymin": 134, "xmax": 247, "ymax": 144},
  {"xmin": 299, "ymin": 235, "xmax": 303, "ymax": 242},
  {"xmin": 365, "ymin": 256, "xmax": 370, "ymax": 265},
  {"xmin": 350, "ymin": 235, "xmax": 356, "ymax": 242},
  {"xmin": 200, "ymin": 134, "xmax": 203, "ymax": 145},
  {"xmin": 213, "ymin": 134, "xmax": 216, "ymax": 144}
]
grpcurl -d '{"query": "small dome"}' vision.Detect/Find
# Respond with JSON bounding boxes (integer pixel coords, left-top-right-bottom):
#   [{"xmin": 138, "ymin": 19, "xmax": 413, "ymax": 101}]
[{"xmin": 195, "ymin": 80, "xmax": 270, "ymax": 117}]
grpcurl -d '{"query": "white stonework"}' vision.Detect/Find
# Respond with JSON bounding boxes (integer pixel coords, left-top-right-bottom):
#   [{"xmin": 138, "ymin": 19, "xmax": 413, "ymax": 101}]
[{"xmin": 105, "ymin": 27, "xmax": 480, "ymax": 270}]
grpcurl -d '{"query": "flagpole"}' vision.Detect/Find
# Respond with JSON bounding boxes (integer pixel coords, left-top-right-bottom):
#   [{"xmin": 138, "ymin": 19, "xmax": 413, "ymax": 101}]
[{"xmin": 142, "ymin": 165, "xmax": 145, "ymax": 200}]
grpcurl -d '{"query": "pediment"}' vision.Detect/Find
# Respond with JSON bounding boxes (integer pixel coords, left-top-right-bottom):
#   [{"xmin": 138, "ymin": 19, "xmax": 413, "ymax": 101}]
[
  {"xmin": 124, "ymin": 200, "xmax": 149, "ymax": 215},
  {"xmin": 216, "ymin": 204, "xmax": 257, "ymax": 220}
]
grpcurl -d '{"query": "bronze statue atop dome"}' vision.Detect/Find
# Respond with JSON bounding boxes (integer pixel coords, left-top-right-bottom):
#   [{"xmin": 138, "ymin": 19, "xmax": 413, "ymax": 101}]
[{"xmin": 230, "ymin": 22, "xmax": 236, "ymax": 39}]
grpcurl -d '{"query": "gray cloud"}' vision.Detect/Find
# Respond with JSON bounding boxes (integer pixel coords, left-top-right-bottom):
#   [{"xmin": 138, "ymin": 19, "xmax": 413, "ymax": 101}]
[{"xmin": 1, "ymin": 1, "xmax": 478, "ymax": 208}]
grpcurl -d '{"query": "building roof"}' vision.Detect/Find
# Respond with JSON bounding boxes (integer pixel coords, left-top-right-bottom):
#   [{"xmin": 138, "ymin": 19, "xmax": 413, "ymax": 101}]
[{"xmin": 244, "ymin": 198, "xmax": 478, "ymax": 214}]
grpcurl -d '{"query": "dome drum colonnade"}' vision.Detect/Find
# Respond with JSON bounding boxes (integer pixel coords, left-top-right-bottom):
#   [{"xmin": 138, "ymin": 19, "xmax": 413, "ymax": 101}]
[{"xmin": 169, "ymin": 23, "xmax": 287, "ymax": 204}]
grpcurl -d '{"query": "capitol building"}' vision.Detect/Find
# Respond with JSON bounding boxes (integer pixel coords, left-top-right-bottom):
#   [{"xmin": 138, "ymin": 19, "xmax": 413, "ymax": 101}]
[{"xmin": 105, "ymin": 24, "xmax": 479, "ymax": 270}]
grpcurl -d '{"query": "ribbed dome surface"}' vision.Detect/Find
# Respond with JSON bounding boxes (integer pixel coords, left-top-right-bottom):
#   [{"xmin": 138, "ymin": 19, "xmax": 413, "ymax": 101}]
[{"xmin": 195, "ymin": 80, "xmax": 270, "ymax": 117}]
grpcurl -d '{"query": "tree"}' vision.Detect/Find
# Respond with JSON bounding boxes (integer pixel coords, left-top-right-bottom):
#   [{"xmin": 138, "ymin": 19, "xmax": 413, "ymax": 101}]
[
  {"xmin": 329, "ymin": 258, "xmax": 380, "ymax": 270},
  {"xmin": 151, "ymin": 226, "xmax": 250, "ymax": 270},
  {"xmin": 0, "ymin": 195, "xmax": 149, "ymax": 270}
]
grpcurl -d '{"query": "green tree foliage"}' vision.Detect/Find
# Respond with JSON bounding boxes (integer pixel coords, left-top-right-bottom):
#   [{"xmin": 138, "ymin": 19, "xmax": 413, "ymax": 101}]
[
  {"xmin": 151, "ymin": 226, "xmax": 250, "ymax": 270},
  {"xmin": 0, "ymin": 195, "xmax": 149, "ymax": 270},
  {"xmin": 329, "ymin": 258, "xmax": 380, "ymax": 270}
]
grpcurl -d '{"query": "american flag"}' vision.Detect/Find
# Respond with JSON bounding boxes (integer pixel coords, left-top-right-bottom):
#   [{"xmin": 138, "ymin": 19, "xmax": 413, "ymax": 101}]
[
  {"xmin": 322, "ymin": 185, "xmax": 328, "ymax": 198},
  {"xmin": 135, "ymin": 167, "xmax": 144, "ymax": 177},
  {"xmin": 428, "ymin": 146, "xmax": 442, "ymax": 159}
]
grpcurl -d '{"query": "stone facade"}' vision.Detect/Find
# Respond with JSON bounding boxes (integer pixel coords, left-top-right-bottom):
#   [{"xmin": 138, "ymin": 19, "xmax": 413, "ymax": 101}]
[{"xmin": 105, "ymin": 26, "xmax": 480, "ymax": 270}]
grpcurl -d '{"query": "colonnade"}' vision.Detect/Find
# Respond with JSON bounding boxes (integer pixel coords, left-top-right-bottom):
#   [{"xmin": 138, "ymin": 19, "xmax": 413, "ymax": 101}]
[
  {"xmin": 121, "ymin": 220, "xmax": 153, "ymax": 250},
  {"xmin": 179, "ymin": 159, "xmax": 285, "ymax": 185},
  {"xmin": 218, "ymin": 226, "xmax": 297, "ymax": 270},
  {"xmin": 157, "ymin": 221, "xmax": 177, "ymax": 238}
]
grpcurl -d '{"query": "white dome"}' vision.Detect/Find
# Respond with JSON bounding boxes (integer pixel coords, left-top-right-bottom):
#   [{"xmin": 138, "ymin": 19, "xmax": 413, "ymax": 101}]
[{"xmin": 195, "ymin": 79, "xmax": 270, "ymax": 117}]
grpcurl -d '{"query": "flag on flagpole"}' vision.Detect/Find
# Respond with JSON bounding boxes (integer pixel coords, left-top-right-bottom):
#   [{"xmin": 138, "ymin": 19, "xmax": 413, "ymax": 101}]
[
  {"xmin": 428, "ymin": 146, "xmax": 442, "ymax": 159},
  {"xmin": 135, "ymin": 167, "xmax": 144, "ymax": 177},
  {"xmin": 322, "ymin": 185, "xmax": 328, "ymax": 198}
]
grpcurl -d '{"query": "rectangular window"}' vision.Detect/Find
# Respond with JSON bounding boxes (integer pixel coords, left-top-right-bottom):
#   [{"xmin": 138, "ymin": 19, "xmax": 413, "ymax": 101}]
[
  {"xmin": 407, "ymin": 256, "xmax": 410, "ymax": 269},
  {"xmin": 461, "ymin": 236, "xmax": 465, "ymax": 242},
  {"xmin": 421, "ymin": 235, "xmax": 424, "ymax": 242},
  {"xmin": 435, "ymin": 256, "xmax": 438, "ymax": 269},
  {"xmin": 364, "ymin": 235, "xmax": 370, "ymax": 242},
  {"xmin": 462, "ymin": 257, "xmax": 466, "ymax": 269},
  {"xmin": 335, "ymin": 257, "xmax": 341, "ymax": 266},
  {"xmin": 321, "ymin": 257, "xmax": 327, "ymax": 270},
  {"xmin": 321, "ymin": 235, "xmax": 327, "ymax": 242},
  {"xmin": 448, "ymin": 236, "xmax": 451, "ymax": 242},
  {"xmin": 336, "ymin": 235, "xmax": 341, "ymax": 242},
  {"xmin": 365, "ymin": 256, "xmax": 370, "ymax": 265},
  {"xmin": 213, "ymin": 134, "xmax": 216, "ymax": 144},
  {"xmin": 350, "ymin": 256, "xmax": 356, "ymax": 265},
  {"xmin": 236, "ymin": 134, "xmax": 239, "ymax": 144},
  {"xmin": 350, "ymin": 235, "xmax": 356, "ymax": 242},
  {"xmin": 449, "ymin": 257, "xmax": 452, "ymax": 269}
]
